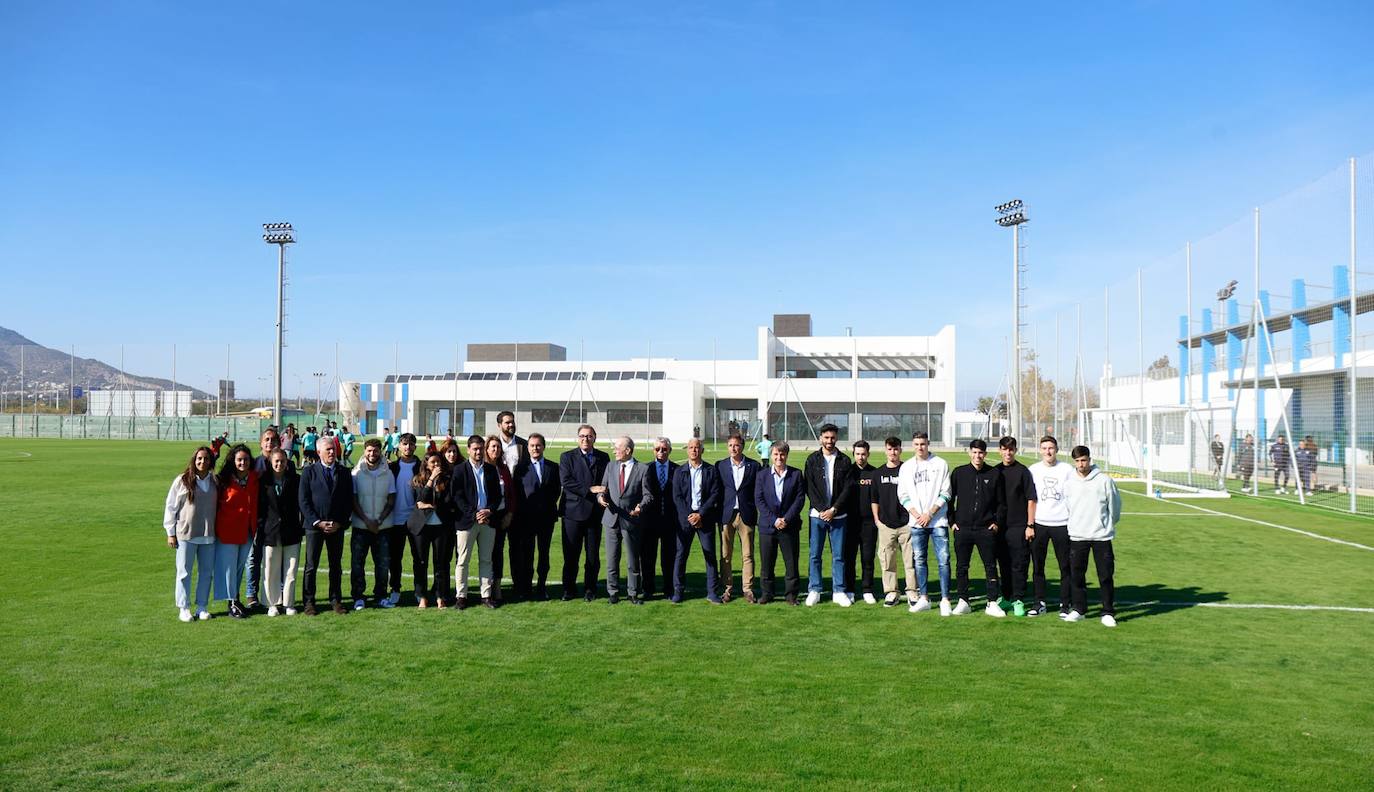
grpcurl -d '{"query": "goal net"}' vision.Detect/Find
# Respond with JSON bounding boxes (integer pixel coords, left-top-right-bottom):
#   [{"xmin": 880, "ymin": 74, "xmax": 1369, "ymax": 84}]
[{"xmin": 1080, "ymin": 405, "xmax": 1232, "ymax": 498}]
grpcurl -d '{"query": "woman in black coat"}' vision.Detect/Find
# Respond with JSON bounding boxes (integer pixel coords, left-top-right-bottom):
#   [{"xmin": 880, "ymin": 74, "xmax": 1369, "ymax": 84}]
[{"xmin": 257, "ymin": 449, "xmax": 304, "ymax": 616}]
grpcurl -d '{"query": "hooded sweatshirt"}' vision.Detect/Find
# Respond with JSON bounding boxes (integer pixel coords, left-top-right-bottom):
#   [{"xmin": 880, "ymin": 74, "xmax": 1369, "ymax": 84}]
[{"xmin": 1065, "ymin": 465, "xmax": 1121, "ymax": 542}]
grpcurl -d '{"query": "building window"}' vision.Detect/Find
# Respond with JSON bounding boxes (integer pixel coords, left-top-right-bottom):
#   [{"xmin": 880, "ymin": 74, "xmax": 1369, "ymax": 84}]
[
  {"xmin": 861, "ymin": 412, "xmax": 943, "ymax": 442},
  {"xmin": 816, "ymin": 370, "xmax": 852, "ymax": 379},
  {"xmin": 530, "ymin": 408, "xmax": 587, "ymax": 424},
  {"xmin": 606, "ymin": 408, "xmax": 664, "ymax": 424},
  {"xmin": 765, "ymin": 411, "xmax": 849, "ymax": 442},
  {"xmin": 858, "ymin": 369, "xmax": 930, "ymax": 379}
]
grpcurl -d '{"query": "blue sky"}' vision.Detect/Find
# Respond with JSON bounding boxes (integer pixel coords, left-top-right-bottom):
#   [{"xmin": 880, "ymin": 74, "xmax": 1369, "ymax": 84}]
[{"xmin": 2, "ymin": 1, "xmax": 1372, "ymax": 404}]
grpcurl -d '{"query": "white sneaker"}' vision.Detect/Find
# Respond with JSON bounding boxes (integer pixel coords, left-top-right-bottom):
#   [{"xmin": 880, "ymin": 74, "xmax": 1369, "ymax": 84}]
[
  {"xmin": 805, "ymin": 591, "xmax": 821, "ymax": 607},
  {"xmin": 884, "ymin": 592, "xmax": 900, "ymax": 608},
  {"xmin": 862, "ymin": 592, "xmax": 878, "ymax": 605},
  {"xmin": 1275, "ymin": 488, "xmax": 1283, "ymax": 494},
  {"xmin": 1101, "ymin": 614, "xmax": 1118, "ymax": 627},
  {"xmin": 985, "ymin": 601, "xmax": 1007, "ymax": 618},
  {"xmin": 196, "ymin": 609, "xmax": 211, "ymax": 621},
  {"xmin": 952, "ymin": 599, "xmax": 971, "ymax": 615},
  {"xmin": 379, "ymin": 597, "xmax": 396, "ymax": 609},
  {"xmin": 353, "ymin": 599, "xmax": 366, "ymax": 611},
  {"xmin": 178, "ymin": 608, "xmax": 193, "ymax": 622},
  {"xmin": 832, "ymin": 592, "xmax": 852, "ymax": 607},
  {"xmin": 284, "ymin": 607, "xmax": 298, "ymax": 616},
  {"xmin": 939, "ymin": 599, "xmax": 953, "ymax": 617},
  {"xmin": 1063, "ymin": 610, "xmax": 1084, "ymax": 623},
  {"xmin": 388, "ymin": 591, "xmax": 401, "ymax": 606},
  {"xmin": 910, "ymin": 596, "xmax": 931, "ymax": 613},
  {"xmin": 267, "ymin": 606, "xmax": 280, "ymax": 617}
]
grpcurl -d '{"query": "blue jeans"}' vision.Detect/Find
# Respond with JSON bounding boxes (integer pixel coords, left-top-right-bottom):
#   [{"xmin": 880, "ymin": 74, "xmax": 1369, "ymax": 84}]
[
  {"xmin": 214, "ymin": 541, "xmax": 252, "ymax": 602},
  {"xmin": 243, "ymin": 539, "xmax": 261, "ymax": 600},
  {"xmin": 175, "ymin": 540, "xmax": 216, "ymax": 610},
  {"xmin": 808, "ymin": 515, "xmax": 847, "ymax": 594},
  {"xmin": 911, "ymin": 524, "xmax": 951, "ymax": 600}
]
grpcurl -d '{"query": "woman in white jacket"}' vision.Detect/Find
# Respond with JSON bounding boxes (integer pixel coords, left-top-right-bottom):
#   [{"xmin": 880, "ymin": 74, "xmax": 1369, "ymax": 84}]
[
  {"xmin": 164, "ymin": 446, "xmax": 219, "ymax": 622},
  {"xmin": 1063, "ymin": 446, "xmax": 1122, "ymax": 627}
]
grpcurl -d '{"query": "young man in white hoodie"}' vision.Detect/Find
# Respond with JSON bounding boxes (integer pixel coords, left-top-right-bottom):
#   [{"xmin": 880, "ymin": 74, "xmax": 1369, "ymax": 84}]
[
  {"xmin": 1064, "ymin": 445, "xmax": 1122, "ymax": 627},
  {"xmin": 897, "ymin": 432, "xmax": 954, "ymax": 616}
]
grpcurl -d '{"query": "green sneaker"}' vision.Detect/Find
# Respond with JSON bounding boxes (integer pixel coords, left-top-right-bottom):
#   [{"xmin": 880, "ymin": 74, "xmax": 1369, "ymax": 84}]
[
  {"xmin": 997, "ymin": 598, "xmax": 1013, "ymax": 611},
  {"xmin": 1012, "ymin": 600, "xmax": 1026, "ymax": 617}
]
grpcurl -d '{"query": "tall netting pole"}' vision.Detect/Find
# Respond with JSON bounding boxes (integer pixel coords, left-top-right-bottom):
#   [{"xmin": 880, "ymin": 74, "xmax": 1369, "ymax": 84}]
[{"xmin": 1350, "ymin": 156, "xmax": 1359, "ymax": 514}]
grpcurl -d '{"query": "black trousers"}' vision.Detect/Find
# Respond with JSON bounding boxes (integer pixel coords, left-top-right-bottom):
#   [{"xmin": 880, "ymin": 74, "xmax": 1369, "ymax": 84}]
[
  {"xmin": 421, "ymin": 524, "xmax": 454, "ymax": 603},
  {"xmin": 638, "ymin": 519, "xmax": 677, "ymax": 598},
  {"xmin": 386, "ymin": 524, "xmax": 408, "ymax": 595},
  {"xmin": 533, "ymin": 517, "xmax": 556, "ymax": 589},
  {"xmin": 759, "ymin": 529, "xmax": 800, "ymax": 600},
  {"xmin": 1031, "ymin": 523, "xmax": 1072, "ymax": 609},
  {"xmin": 561, "ymin": 516, "xmax": 602, "ymax": 595},
  {"xmin": 1274, "ymin": 465, "xmax": 1290, "ymax": 487},
  {"xmin": 349, "ymin": 528, "xmax": 390, "ymax": 600},
  {"xmin": 1069, "ymin": 539, "xmax": 1115, "ymax": 616},
  {"xmin": 842, "ymin": 520, "xmax": 878, "ymax": 595},
  {"xmin": 995, "ymin": 526, "xmax": 1030, "ymax": 601},
  {"xmin": 953, "ymin": 525, "xmax": 999, "ymax": 602},
  {"xmin": 508, "ymin": 520, "xmax": 537, "ymax": 596},
  {"xmin": 303, "ymin": 528, "xmax": 346, "ymax": 605}
]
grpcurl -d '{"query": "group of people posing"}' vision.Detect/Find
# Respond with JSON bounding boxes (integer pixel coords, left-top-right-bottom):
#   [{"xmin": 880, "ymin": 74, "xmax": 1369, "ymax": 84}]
[{"xmin": 163, "ymin": 412, "xmax": 1122, "ymax": 626}]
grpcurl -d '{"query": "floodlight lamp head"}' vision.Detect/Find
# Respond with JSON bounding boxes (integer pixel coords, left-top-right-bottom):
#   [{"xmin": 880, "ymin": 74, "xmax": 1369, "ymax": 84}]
[
  {"xmin": 994, "ymin": 199, "xmax": 1024, "ymax": 214},
  {"xmin": 1216, "ymin": 279, "xmax": 1238, "ymax": 301},
  {"xmin": 995, "ymin": 211, "xmax": 1028, "ymax": 227},
  {"xmin": 262, "ymin": 222, "xmax": 295, "ymax": 244}
]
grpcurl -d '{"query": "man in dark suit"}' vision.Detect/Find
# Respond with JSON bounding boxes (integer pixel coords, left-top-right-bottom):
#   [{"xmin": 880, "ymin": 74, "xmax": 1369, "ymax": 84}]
[
  {"xmin": 559, "ymin": 424, "xmax": 610, "ymax": 601},
  {"xmin": 755, "ymin": 442, "xmax": 805, "ymax": 605},
  {"xmin": 640, "ymin": 437, "xmax": 679, "ymax": 599},
  {"xmin": 452, "ymin": 434, "xmax": 504, "ymax": 609},
  {"xmin": 716, "ymin": 433, "xmax": 762, "ymax": 603},
  {"xmin": 671, "ymin": 437, "xmax": 723, "ymax": 604},
  {"xmin": 298, "ymin": 437, "xmax": 355, "ymax": 615},
  {"xmin": 513, "ymin": 432, "xmax": 561, "ymax": 600},
  {"xmin": 597, "ymin": 436, "xmax": 654, "ymax": 605}
]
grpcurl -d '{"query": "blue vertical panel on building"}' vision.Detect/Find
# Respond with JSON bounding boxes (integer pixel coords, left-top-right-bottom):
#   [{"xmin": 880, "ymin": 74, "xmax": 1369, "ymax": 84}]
[
  {"xmin": 1290, "ymin": 279, "xmax": 1309, "ymax": 373},
  {"xmin": 1178, "ymin": 315, "xmax": 1189, "ymax": 404},
  {"xmin": 1225, "ymin": 298, "xmax": 1241, "ymax": 398},
  {"xmin": 401, "ymin": 384, "xmax": 409, "ymax": 420},
  {"xmin": 1200, "ymin": 308, "xmax": 1215, "ymax": 402},
  {"xmin": 361, "ymin": 383, "xmax": 371, "ymax": 403},
  {"xmin": 1332, "ymin": 372, "xmax": 1346, "ymax": 465},
  {"xmin": 1333, "ymin": 265, "xmax": 1351, "ymax": 365}
]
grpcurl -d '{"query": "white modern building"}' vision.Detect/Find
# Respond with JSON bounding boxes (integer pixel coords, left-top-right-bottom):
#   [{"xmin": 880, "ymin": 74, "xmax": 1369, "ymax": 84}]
[{"xmin": 341, "ymin": 315, "xmax": 957, "ymax": 447}]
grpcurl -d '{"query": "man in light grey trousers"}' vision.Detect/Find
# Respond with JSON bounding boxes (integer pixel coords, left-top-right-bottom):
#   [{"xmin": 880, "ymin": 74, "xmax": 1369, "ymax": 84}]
[{"xmin": 597, "ymin": 436, "xmax": 655, "ymax": 605}]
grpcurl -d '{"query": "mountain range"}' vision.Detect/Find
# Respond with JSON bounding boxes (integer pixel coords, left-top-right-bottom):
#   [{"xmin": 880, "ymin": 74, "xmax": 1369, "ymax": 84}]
[{"xmin": 0, "ymin": 327, "xmax": 210, "ymax": 398}]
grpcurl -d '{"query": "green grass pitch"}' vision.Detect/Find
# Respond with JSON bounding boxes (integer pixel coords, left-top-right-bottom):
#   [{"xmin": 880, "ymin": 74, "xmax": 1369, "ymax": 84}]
[{"xmin": 1, "ymin": 438, "xmax": 1371, "ymax": 790}]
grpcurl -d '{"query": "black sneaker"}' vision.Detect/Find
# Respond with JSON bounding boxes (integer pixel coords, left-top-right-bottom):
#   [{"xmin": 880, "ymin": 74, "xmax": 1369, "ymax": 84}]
[
  {"xmin": 608, "ymin": 594, "xmax": 620, "ymax": 605},
  {"xmin": 228, "ymin": 600, "xmax": 246, "ymax": 619},
  {"xmin": 1027, "ymin": 601, "xmax": 1045, "ymax": 617}
]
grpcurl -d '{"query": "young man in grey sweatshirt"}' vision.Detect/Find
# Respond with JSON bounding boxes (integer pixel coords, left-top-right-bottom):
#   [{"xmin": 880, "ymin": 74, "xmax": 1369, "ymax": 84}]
[{"xmin": 1064, "ymin": 445, "xmax": 1122, "ymax": 627}]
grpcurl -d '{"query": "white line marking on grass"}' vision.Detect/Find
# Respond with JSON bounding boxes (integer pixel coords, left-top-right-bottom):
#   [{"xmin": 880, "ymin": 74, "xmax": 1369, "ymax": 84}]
[
  {"xmin": 1122, "ymin": 512, "xmax": 1212, "ymax": 516},
  {"xmin": 1122, "ymin": 489, "xmax": 1374, "ymax": 552},
  {"xmin": 1122, "ymin": 600, "xmax": 1374, "ymax": 614},
  {"xmin": 0, "ymin": 450, "xmax": 33, "ymax": 460}
]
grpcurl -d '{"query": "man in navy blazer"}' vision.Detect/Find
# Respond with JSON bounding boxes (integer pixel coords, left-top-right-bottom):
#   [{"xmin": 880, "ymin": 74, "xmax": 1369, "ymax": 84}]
[
  {"xmin": 452, "ymin": 435, "xmax": 505, "ymax": 608},
  {"xmin": 298, "ymin": 439, "xmax": 355, "ymax": 615},
  {"xmin": 640, "ymin": 437, "xmax": 679, "ymax": 600},
  {"xmin": 559, "ymin": 424, "xmax": 611, "ymax": 601},
  {"xmin": 755, "ymin": 441, "xmax": 805, "ymax": 605},
  {"xmin": 716, "ymin": 433, "xmax": 763, "ymax": 603},
  {"xmin": 671, "ymin": 437, "xmax": 723, "ymax": 604},
  {"xmin": 513, "ymin": 432, "xmax": 561, "ymax": 600}
]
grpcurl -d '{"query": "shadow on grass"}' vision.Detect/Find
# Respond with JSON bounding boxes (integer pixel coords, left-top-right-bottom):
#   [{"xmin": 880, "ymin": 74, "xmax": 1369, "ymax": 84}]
[{"xmin": 1110, "ymin": 583, "xmax": 1229, "ymax": 622}]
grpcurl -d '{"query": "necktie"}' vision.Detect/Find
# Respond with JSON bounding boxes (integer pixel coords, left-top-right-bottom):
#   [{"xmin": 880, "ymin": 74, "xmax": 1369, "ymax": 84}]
[
  {"xmin": 534, "ymin": 460, "xmax": 542, "ymax": 484},
  {"xmin": 619, "ymin": 463, "xmax": 626, "ymax": 492},
  {"xmin": 658, "ymin": 463, "xmax": 667, "ymax": 487},
  {"xmin": 324, "ymin": 465, "xmax": 334, "ymax": 490}
]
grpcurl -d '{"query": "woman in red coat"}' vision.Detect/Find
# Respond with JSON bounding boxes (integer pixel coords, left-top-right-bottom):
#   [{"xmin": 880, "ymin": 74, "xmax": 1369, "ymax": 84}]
[{"xmin": 214, "ymin": 444, "xmax": 259, "ymax": 618}]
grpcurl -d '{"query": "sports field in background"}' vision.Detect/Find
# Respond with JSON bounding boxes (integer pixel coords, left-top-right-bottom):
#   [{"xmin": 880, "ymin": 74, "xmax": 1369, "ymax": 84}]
[{"xmin": 1, "ymin": 438, "xmax": 1371, "ymax": 790}]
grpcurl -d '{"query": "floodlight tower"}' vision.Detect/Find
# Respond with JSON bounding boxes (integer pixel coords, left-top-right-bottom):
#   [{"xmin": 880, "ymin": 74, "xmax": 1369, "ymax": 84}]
[
  {"xmin": 996, "ymin": 199, "xmax": 1028, "ymax": 441},
  {"xmin": 263, "ymin": 223, "xmax": 295, "ymax": 427}
]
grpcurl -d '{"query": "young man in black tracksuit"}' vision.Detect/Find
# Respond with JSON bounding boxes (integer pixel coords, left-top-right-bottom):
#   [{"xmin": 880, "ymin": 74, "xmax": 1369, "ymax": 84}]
[
  {"xmin": 947, "ymin": 438, "xmax": 1006, "ymax": 617},
  {"xmin": 994, "ymin": 436, "xmax": 1037, "ymax": 618},
  {"xmin": 843, "ymin": 441, "xmax": 879, "ymax": 604}
]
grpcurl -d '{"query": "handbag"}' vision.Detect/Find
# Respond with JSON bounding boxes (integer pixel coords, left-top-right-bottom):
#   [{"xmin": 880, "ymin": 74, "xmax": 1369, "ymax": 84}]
[{"xmin": 406, "ymin": 506, "xmax": 431, "ymax": 532}]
